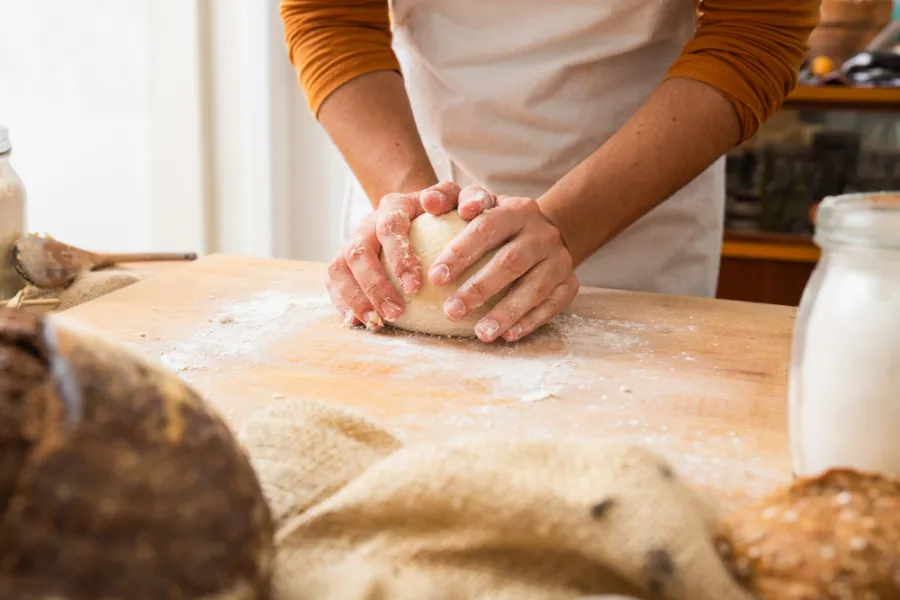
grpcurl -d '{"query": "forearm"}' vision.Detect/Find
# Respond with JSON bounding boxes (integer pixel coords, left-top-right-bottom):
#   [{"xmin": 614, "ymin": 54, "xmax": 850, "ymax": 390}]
[
  {"xmin": 318, "ymin": 71, "xmax": 438, "ymax": 207},
  {"xmin": 538, "ymin": 78, "xmax": 740, "ymax": 265}
]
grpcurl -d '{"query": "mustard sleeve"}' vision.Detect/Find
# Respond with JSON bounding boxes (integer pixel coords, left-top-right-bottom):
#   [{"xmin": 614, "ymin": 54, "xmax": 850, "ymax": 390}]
[
  {"xmin": 667, "ymin": 0, "xmax": 821, "ymax": 142},
  {"xmin": 280, "ymin": 0, "xmax": 399, "ymax": 116}
]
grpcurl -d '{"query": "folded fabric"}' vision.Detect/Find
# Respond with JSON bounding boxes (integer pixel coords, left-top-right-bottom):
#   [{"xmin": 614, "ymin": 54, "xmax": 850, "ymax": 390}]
[
  {"xmin": 239, "ymin": 399, "xmax": 752, "ymax": 600},
  {"xmin": 9, "ymin": 269, "xmax": 144, "ymax": 314}
]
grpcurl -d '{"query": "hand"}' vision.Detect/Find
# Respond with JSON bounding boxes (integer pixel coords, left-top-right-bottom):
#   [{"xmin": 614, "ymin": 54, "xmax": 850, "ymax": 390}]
[
  {"xmin": 325, "ymin": 181, "xmax": 462, "ymax": 330},
  {"xmin": 431, "ymin": 187, "xmax": 579, "ymax": 343}
]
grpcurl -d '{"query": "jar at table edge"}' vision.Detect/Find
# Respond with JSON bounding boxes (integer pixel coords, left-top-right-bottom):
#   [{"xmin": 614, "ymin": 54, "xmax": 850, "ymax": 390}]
[
  {"xmin": 0, "ymin": 125, "xmax": 27, "ymax": 301},
  {"xmin": 789, "ymin": 191, "xmax": 900, "ymax": 479}
]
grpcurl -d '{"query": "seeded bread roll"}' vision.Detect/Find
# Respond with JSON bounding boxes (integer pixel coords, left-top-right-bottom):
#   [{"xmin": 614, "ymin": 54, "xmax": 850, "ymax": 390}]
[
  {"xmin": 716, "ymin": 469, "xmax": 900, "ymax": 600},
  {"xmin": 0, "ymin": 309, "xmax": 274, "ymax": 600}
]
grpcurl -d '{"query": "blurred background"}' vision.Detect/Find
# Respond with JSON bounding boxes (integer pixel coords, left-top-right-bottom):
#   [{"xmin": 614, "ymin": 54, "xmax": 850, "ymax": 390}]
[
  {"xmin": 1, "ymin": 0, "xmax": 900, "ymax": 306},
  {"xmin": 0, "ymin": 0, "xmax": 349, "ymax": 263}
]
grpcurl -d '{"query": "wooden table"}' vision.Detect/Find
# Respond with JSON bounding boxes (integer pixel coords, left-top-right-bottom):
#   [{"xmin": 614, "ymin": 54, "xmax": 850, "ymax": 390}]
[{"xmin": 62, "ymin": 254, "xmax": 796, "ymax": 508}]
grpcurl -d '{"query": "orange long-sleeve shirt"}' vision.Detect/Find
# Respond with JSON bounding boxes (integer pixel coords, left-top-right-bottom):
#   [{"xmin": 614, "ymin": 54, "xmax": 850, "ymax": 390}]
[{"xmin": 281, "ymin": 0, "xmax": 820, "ymax": 142}]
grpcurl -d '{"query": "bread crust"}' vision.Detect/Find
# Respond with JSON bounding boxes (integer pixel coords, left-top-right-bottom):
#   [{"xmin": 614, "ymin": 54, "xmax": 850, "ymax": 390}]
[
  {"xmin": 717, "ymin": 469, "xmax": 900, "ymax": 600},
  {"xmin": 0, "ymin": 309, "xmax": 274, "ymax": 600}
]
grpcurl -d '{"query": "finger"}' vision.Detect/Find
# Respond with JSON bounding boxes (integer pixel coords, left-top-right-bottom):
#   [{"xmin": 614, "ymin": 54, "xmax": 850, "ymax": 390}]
[
  {"xmin": 376, "ymin": 193, "xmax": 426, "ymax": 294},
  {"xmin": 326, "ymin": 258, "xmax": 381, "ymax": 330},
  {"xmin": 473, "ymin": 256, "xmax": 567, "ymax": 342},
  {"xmin": 457, "ymin": 185, "xmax": 498, "ymax": 220},
  {"xmin": 428, "ymin": 204, "xmax": 529, "ymax": 288},
  {"xmin": 443, "ymin": 229, "xmax": 552, "ymax": 322},
  {"xmin": 420, "ymin": 181, "xmax": 462, "ymax": 215},
  {"xmin": 503, "ymin": 274, "xmax": 579, "ymax": 342},
  {"xmin": 343, "ymin": 232, "xmax": 404, "ymax": 323},
  {"xmin": 325, "ymin": 280, "xmax": 362, "ymax": 327}
]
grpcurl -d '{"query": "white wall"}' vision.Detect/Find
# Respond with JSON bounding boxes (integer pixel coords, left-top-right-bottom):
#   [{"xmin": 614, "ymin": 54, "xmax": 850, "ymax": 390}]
[
  {"xmin": 0, "ymin": 0, "xmax": 349, "ymax": 261},
  {"xmin": 0, "ymin": 0, "xmax": 154, "ymax": 252},
  {"xmin": 206, "ymin": 0, "xmax": 350, "ymax": 262},
  {"xmin": 282, "ymin": 71, "xmax": 350, "ymax": 262}
]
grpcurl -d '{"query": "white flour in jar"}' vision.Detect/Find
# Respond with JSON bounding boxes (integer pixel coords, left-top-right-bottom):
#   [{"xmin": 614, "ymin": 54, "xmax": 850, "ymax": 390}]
[
  {"xmin": 791, "ymin": 249, "xmax": 900, "ymax": 478},
  {"xmin": 0, "ymin": 127, "xmax": 26, "ymax": 301}
]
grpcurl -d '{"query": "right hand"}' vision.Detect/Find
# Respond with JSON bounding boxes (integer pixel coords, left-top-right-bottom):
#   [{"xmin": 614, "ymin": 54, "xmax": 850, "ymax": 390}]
[{"xmin": 326, "ymin": 181, "xmax": 469, "ymax": 330}]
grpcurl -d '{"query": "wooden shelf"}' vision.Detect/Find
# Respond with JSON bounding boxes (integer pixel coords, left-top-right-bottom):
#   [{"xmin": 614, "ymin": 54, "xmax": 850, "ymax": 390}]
[
  {"xmin": 784, "ymin": 86, "xmax": 900, "ymax": 111},
  {"xmin": 721, "ymin": 230, "xmax": 821, "ymax": 264}
]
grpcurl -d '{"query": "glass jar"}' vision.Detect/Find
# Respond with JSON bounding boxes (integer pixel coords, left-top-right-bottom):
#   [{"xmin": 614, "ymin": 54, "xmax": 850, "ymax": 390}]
[
  {"xmin": 0, "ymin": 125, "xmax": 27, "ymax": 301},
  {"xmin": 790, "ymin": 191, "xmax": 900, "ymax": 478}
]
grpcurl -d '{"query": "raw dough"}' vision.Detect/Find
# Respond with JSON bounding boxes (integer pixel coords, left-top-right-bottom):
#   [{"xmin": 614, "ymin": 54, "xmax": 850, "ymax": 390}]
[{"xmin": 379, "ymin": 211, "xmax": 507, "ymax": 337}]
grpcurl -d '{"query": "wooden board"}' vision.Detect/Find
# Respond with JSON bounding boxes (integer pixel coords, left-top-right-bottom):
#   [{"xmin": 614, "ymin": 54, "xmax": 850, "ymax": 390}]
[{"xmin": 61, "ymin": 254, "xmax": 797, "ymax": 508}]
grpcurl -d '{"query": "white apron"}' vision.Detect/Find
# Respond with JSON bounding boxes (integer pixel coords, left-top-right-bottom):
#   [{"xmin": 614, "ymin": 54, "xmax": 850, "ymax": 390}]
[{"xmin": 342, "ymin": 0, "xmax": 725, "ymax": 297}]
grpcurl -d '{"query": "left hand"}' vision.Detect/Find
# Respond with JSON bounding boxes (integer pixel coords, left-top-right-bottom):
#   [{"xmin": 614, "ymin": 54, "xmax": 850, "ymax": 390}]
[{"xmin": 431, "ymin": 186, "xmax": 579, "ymax": 343}]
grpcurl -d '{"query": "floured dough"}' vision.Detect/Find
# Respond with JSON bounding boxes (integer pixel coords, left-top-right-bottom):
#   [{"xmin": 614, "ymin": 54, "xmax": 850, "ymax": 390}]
[{"xmin": 379, "ymin": 211, "xmax": 507, "ymax": 337}]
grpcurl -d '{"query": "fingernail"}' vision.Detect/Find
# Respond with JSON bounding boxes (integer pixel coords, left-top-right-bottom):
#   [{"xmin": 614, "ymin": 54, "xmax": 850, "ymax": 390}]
[
  {"xmin": 444, "ymin": 298, "xmax": 466, "ymax": 321},
  {"xmin": 430, "ymin": 263, "xmax": 451, "ymax": 285},
  {"xmin": 343, "ymin": 312, "xmax": 357, "ymax": 327},
  {"xmin": 401, "ymin": 271, "xmax": 420, "ymax": 294},
  {"xmin": 364, "ymin": 311, "xmax": 383, "ymax": 331},
  {"xmin": 503, "ymin": 324, "xmax": 523, "ymax": 341},
  {"xmin": 476, "ymin": 319, "xmax": 500, "ymax": 341},
  {"xmin": 382, "ymin": 300, "xmax": 402, "ymax": 320}
]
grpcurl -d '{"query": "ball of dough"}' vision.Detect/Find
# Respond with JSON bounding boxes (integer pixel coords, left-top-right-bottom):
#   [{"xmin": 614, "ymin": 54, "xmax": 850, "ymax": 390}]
[
  {"xmin": 379, "ymin": 211, "xmax": 508, "ymax": 337},
  {"xmin": 715, "ymin": 469, "xmax": 900, "ymax": 600}
]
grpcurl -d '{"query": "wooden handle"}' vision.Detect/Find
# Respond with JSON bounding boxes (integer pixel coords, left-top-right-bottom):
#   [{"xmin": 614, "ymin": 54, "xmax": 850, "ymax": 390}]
[{"xmin": 96, "ymin": 252, "xmax": 198, "ymax": 266}]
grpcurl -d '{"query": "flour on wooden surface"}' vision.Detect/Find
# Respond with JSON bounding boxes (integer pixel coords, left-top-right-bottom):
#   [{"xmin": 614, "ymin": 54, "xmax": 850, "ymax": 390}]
[
  {"xmin": 550, "ymin": 313, "xmax": 644, "ymax": 352},
  {"xmin": 140, "ymin": 291, "xmax": 778, "ymax": 505},
  {"xmin": 159, "ymin": 291, "xmax": 333, "ymax": 372},
  {"xmin": 368, "ymin": 333, "xmax": 578, "ymax": 401}
]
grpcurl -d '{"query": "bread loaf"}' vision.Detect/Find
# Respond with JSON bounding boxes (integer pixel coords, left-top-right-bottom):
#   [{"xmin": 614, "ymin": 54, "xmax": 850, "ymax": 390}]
[
  {"xmin": 0, "ymin": 309, "xmax": 274, "ymax": 600},
  {"xmin": 716, "ymin": 469, "xmax": 900, "ymax": 599}
]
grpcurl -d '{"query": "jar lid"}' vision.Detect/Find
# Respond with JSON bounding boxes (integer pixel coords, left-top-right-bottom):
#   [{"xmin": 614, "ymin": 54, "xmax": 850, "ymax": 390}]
[
  {"xmin": 0, "ymin": 125, "xmax": 9, "ymax": 155},
  {"xmin": 815, "ymin": 192, "xmax": 900, "ymax": 250}
]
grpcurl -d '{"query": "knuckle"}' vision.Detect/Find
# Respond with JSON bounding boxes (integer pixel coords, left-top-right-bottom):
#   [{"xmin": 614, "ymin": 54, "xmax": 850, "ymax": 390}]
[
  {"xmin": 327, "ymin": 259, "xmax": 344, "ymax": 278},
  {"xmin": 499, "ymin": 303, "xmax": 524, "ymax": 325},
  {"xmin": 542, "ymin": 225, "xmax": 562, "ymax": 247},
  {"xmin": 544, "ymin": 298, "xmax": 561, "ymax": 317},
  {"xmin": 463, "ymin": 279, "xmax": 490, "ymax": 304},
  {"xmin": 534, "ymin": 274, "xmax": 556, "ymax": 298},
  {"xmin": 376, "ymin": 209, "xmax": 409, "ymax": 237},
  {"xmin": 570, "ymin": 275, "xmax": 580, "ymax": 295},
  {"xmin": 343, "ymin": 238, "xmax": 370, "ymax": 263},
  {"xmin": 472, "ymin": 215, "xmax": 496, "ymax": 243},
  {"xmin": 379, "ymin": 192, "xmax": 402, "ymax": 207},
  {"xmin": 445, "ymin": 243, "xmax": 467, "ymax": 265},
  {"xmin": 360, "ymin": 279, "xmax": 381, "ymax": 298},
  {"xmin": 504, "ymin": 196, "xmax": 537, "ymax": 212},
  {"xmin": 498, "ymin": 247, "xmax": 527, "ymax": 274}
]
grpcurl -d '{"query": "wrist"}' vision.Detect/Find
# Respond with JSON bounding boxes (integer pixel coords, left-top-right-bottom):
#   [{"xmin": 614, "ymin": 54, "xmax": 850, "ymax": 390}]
[
  {"xmin": 538, "ymin": 197, "xmax": 579, "ymax": 263},
  {"xmin": 538, "ymin": 176, "xmax": 613, "ymax": 267}
]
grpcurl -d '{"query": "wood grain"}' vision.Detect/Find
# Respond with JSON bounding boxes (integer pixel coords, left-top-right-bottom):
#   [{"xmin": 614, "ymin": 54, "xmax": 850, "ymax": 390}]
[{"xmin": 61, "ymin": 254, "xmax": 797, "ymax": 508}]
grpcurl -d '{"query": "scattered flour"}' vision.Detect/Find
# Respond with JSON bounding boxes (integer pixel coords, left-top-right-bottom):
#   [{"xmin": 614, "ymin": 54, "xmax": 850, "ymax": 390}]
[
  {"xmin": 160, "ymin": 291, "xmax": 333, "ymax": 372},
  {"xmin": 551, "ymin": 313, "xmax": 644, "ymax": 352},
  {"xmin": 520, "ymin": 390, "xmax": 558, "ymax": 403},
  {"xmin": 368, "ymin": 333, "xmax": 578, "ymax": 401}
]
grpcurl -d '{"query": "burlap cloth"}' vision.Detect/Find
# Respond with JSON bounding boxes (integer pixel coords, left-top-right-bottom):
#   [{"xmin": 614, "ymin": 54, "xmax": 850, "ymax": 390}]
[{"xmin": 238, "ymin": 399, "xmax": 753, "ymax": 600}]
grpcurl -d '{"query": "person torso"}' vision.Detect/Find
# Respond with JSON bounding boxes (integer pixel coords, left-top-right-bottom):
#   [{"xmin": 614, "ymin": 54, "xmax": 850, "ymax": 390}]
[{"xmin": 344, "ymin": 0, "xmax": 725, "ymax": 297}]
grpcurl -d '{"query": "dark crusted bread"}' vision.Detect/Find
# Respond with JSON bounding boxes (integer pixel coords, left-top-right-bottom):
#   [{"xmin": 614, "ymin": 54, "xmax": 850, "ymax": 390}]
[
  {"xmin": 0, "ymin": 309, "xmax": 274, "ymax": 600},
  {"xmin": 716, "ymin": 469, "xmax": 900, "ymax": 600}
]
